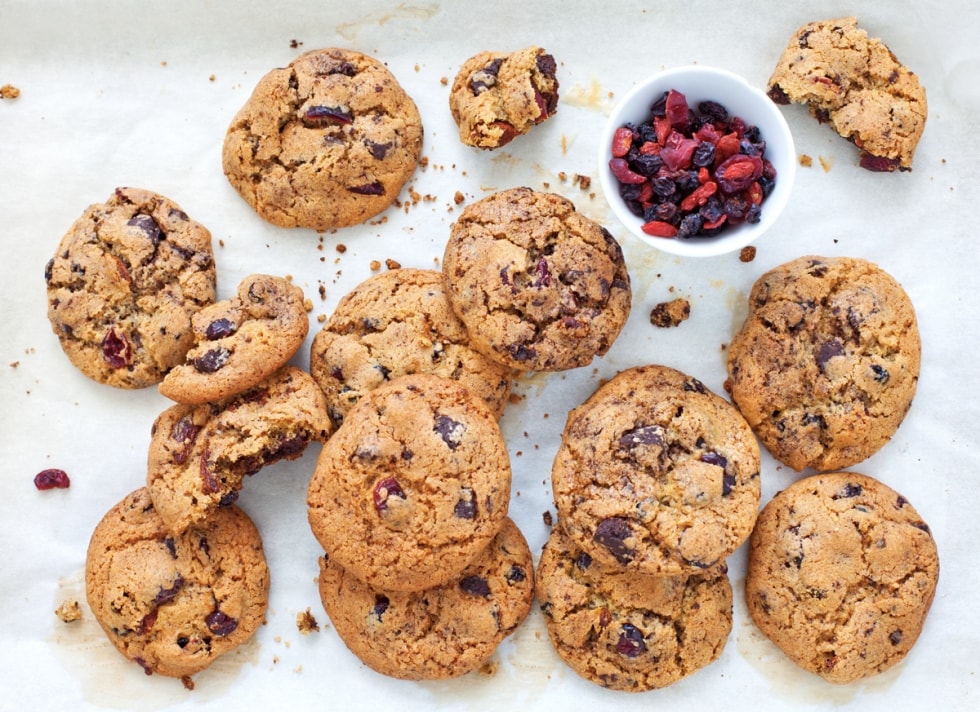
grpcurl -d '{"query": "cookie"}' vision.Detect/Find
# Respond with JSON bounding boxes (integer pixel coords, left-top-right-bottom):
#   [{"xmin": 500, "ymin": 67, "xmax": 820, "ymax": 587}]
[
  {"xmin": 449, "ymin": 46, "xmax": 559, "ymax": 149},
  {"xmin": 148, "ymin": 365, "xmax": 332, "ymax": 534},
  {"xmin": 767, "ymin": 17, "xmax": 927, "ymax": 171},
  {"xmin": 85, "ymin": 487, "xmax": 270, "ymax": 679},
  {"xmin": 159, "ymin": 274, "xmax": 309, "ymax": 404},
  {"xmin": 317, "ymin": 517, "xmax": 534, "ymax": 680},
  {"xmin": 536, "ymin": 522, "xmax": 732, "ymax": 691},
  {"xmin": 45, "ymin": 187, "xmax": 216, "ymax": 389},
  {"xmin": 551, "ymin": 365, "xmax": 760, "ymax": 576},
  {"xmin": 442, "ymin": 187, "xmax": 631, "ymax": 372},
  {"xmin": 309, "ymin": 268, "xmax": 512, "ymax": 428},
  {"xmin": 726, "ymin": 256, "xmax": 920, "ymax": 472},
  {"xmin": 222, "ymin": 48, "xmax": 423, "ymax": 230},
  {"xmin": 745, "ymin": 472, "xmax": 939, "ymax": 684},
  {"xmin": 307, "ymin": 373, "xmax": 511, "ymax": 592}
]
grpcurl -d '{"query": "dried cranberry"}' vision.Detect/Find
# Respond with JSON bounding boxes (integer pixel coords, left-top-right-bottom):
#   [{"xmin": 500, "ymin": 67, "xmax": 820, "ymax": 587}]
[
  {"xmin": 616, "ymin": 624, "xmax": 647, "ymax": 657},
  {"xmin": 101, "ymin": 327, "xmax": 132, "ymax": 368},
  {"xmin": 34, "ymin": 468, "xmax": 70, "ymax": 490},
  {"xmin": 154, "ymin": 574, "xmax": 184, "ymax": 605},
  {"xmin": 373, "ymin": 477, "xmax": 406, "ymax": 513},
  {"xmin": 193, "ymin": 347, "xmax": 230, "ymax": 373},
  {"xmin": 347, "ymin": 181, "xmax": 385, "ymax": 196},
  {"xmin": 205, "ymin": 610, "xmax": 238, "ymax": 636},
  {"xmin": 302, "ymin": 105, "xmax": 353, "ymax": 127}
]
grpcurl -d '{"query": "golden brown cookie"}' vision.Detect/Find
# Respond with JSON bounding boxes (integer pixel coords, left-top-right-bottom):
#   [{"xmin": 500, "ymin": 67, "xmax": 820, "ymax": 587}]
[
  {"xmin": 536, "ymin": 522, "xmax": 732, "ymax": 691},
  {"xmin": 222, "ymin": 48, "xmax": 423, "ymax": 230},
  {"xmin": 442, "ymin": 187, "xmax": 631, "ymax": 372},
  {"xmin": 307, "ymin": 373, "xmax": 511, "ymax": 593},
  {"xmin": 85, "ymin": 487, "xmax": 270, "ymax": 678},
  {"xmin": 745, "ymin": 472, "xmax": 939, "ymax": 684},
  {"xmin": 148, "ymin": 366, "xmax": 332, "ymax": 534},
  {"xmin": 317, "ymin": 517, "xmax": 534, "ymax": 680},
  {"xmin": 45, "ymin": 187, "xmax": 216, "ymax": 389},
  {"xmin": 449, "ymin": 46, "xmax": 559, "ymax": 149},
  {"xmin": 552, "ymin": 365, "xmax": 760, "ymax": 576},
  {"xmin": 767, "ymin": 17, "xmax": 927, "ymax": 171},
  {"xmin": 726, "ymin": 256, "xmax": 920, "ymax": 472},
  {"xmin": 158, "ymin": 274, "xmax": 309, "ymax": 404},
  {"xmin": 309, "ymin": 268, "xmax": 512, "ymax": 428}
]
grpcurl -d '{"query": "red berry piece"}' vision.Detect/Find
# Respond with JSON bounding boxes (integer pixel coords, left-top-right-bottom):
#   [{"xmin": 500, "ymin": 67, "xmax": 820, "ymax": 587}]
[
  {"xmin": 373, "ymin": 477, "xmax": 407, "ymax": 513},
  {"xmin": 34, "ymin": 468, "xmax": 70, "ymax": 490}
]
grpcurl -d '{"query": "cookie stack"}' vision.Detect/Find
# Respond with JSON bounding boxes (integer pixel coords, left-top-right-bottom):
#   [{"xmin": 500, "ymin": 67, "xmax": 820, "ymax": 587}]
[{"xmin": 537, "ymin": 364, "xmax": 762, "ymax": 691}]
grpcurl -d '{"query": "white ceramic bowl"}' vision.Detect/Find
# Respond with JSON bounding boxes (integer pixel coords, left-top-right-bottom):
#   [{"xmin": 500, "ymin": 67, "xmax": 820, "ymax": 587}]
[{"xmin": 598, "ymin": 65, "xmax": 796, "ymax": 258}]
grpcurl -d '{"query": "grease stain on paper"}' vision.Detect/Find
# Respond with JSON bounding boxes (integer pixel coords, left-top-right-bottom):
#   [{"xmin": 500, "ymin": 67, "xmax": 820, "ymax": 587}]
[{"xmin": 337, "ymin": 3, "xmax": 440, "ymax": 41}]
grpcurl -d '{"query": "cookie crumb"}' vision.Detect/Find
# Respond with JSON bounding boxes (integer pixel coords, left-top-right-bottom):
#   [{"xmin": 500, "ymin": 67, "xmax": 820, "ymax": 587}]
[
  {"xmin": 440, "ymin": 76, "xmax": 449, "ymax": 85},
  {"xmin": 369, "ymin": 260, "xmax": 381, "ymax": 271},
  {"xmin": 55, "ymin": 599, "xmax": 82, "ymax": 623},
  {"xmin": 385, "ymin": 258, "xmax": 401, "ymax": 270},
  {"xmin": 318, "ymin": 284, "xmax": 327, "ymax": 300},
  {"xmin": 296, "ymin": 608, "xmax": 320, "ymax": 635},
  {"xmin": 1, "ymin": 84, "xmax": 21, "ymax": 99},
  {"xmin": 799, "ymin": 154, "xmax": 813, "ymax": 167},
  {"xmin": 336, "ymin": 243, "xmax": 347, "ymax": 254},
  {"xmin": 739, "ymin": 246, "xmax": 757, "ymax": 263},
  {"xmin": 542, "ymin": 510, "xmax": 554, "ymax": 527},
  {"xmin": 208, "ymin": 74, "xmax": 216, "ymax": 82},
  {"xmin": 454, "ymin": 190, "xmax": 466, "ymax": 205},
  {"xmin": 290, "ymin": 39, "xmax": 304, "ymax": 49},
  {"xmin": 650, "ymin": 298, "xmax": 691, "ymax": 328},
  {"xmin": 181, "ymin": 676, "xmax": 195, "ymax": 691},
  {"xmin": 303, "ymin": 298, "xmax": 314, "ymax": 312},
  {"xmin": 573, "ymin": 174, "xmax": 592, "ymax": 190},
  {"xmin": 317, "ymin": 314, "xmax": 327, "ymax": 323},
  {"xmin": 508, "ymin": 393, "xmax": 522, "ymax": 405},
  {"xmin": 479, "ymin": 660, "xmax": 498, "ymax": 677}
]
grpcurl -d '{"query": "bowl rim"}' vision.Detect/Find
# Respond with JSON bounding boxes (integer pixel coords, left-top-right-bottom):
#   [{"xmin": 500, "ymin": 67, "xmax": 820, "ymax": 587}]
[{"xmin": 597, "ymin": 64, "xmax": 796, "ymax": 258}]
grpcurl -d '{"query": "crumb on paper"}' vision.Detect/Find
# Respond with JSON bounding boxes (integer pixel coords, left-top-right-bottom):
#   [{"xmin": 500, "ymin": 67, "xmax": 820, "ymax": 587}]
[
  {"xmin": 440, "ymin": 76, "xmax": 449, "ymax": 85},
  {"xmin": 10, "ymin": 361, "xmax": 19, "ymax": 368},
  {"xmin": 370, "ymin": 260, "xmax": 381, "ymax": 271},
  {"xmin": 208, "ymin": 74, "xmax": 216, "ymax": 82},
  {"xmin": 454, "ymin": 190, "xmax": 465, "ymax": 205},
  {"xmin": 297, "ymin": 608, "xmax": 320, "ymax": 635},
  {"xmin": 317, "ymin": 314, "xmax": 327, "ymax": 323},
  {"xmin": 542, "ymin": 511, "xmax": 554, "ymax": 527},
  {"xmin": 739, "ymin": 245, "xmax": 757, "ymax": 263},
  {"xmin": 385, "ymin": 258, "xmax": 401, "ymax": 270},
  {"xmin": 508, "ymin": 393, "xmax": 522, "ymax": 405},
  {"xmin": 479, "ymin": 660, "xmax": 498, "ymax": 677},
  {"xmin": 336, "ymin": 243, "xmax": 347, "ymax": 253},
  {"xmin": 290, "ymin": 39, "xmax": 304, "ymax": 49},
  {"xmin": 181, "ymin": 676, "xmax": 195, "ymax": 691},
  {"xmin": 1, "ymin": 84, "xmax": 21, "ymax": 99},
  {"xmin": 303, "ymin": 298, "xmax": 314, "ymax": 313},
  {"xmin": 573, "ymin": 174, "xmax": 591, "ymax": 190},
  {"xmin": 650, "ymin": 298, "xmax": 691, "ymax": 328},
  {"xmin": 799, "ymin": 154, "xmax": 813, "ymax": 167},
  {"xmin": 55, "ymin": 599, "xmax": 82, "ymax": 623},
  {"xmin": 318, "ymin": 284, "xmax": 327, "ymax": 300},
  {"xmin": 819, "ymin": 155, "xmax": 833, "ymax": 172}
]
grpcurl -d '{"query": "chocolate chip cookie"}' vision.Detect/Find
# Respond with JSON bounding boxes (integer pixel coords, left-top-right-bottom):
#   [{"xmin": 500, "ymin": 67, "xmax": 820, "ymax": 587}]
[
  {"xmin": 85, "ymin": 487, "xmax": 270, "ymax": 679},
  {"xmin": 767, "ymin": 17, "xmax": 927, "ymax": 171},
  {"xmin": 309, "ymin": 268, "xmax": 512, "ymax": 428},
  {"xmin": 536, "ymin": 522, "xmax": 732, "ymax": 691},
  {"xmin": 551, "ymin": 365, "xmax": 761, "ymax": 576},
  {"xmin": 317, "ymin": 517, "xmax": 534, "ymax": 680},
  {"xmin": 158, "ymin": 274, "xmax": 309, "ymax": 404},
  {"xmin": 745, "ymin": 471, "xmax": 939, "ymax": 684},
  {"xmin": 307, "ymin": 373, "xmax": 511, "ymax": 593},
  {"xmin": 726, "ymin": 256, "xmax": 920, "ymax": 472},
  {"xmin": 442, "ymin": 187, "xmax": 631, "ymax": 372},
  {"xmin": 148, "ymin": 366, "xmax": 332, "ymax": 534},
  {"xmin": 45, "ymin": 187, "xmax": 216, "ymax": 389},
  {"xmin": 449, "ymin": 46, "xmax": 559, "ymax": 149},
  {"xmin": 222, "ymin": 47, "xmax": 423, "ymax": 230}
]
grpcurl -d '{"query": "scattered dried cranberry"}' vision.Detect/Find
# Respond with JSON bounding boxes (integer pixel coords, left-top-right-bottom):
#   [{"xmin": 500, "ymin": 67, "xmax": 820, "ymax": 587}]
[
  {"xmin": 34, "ymin": 468, "xmax": 70, "ymax": 490},
  {"xmin": 609, "ymin": 88, "xmax": 776, "ymax": 240},
  {"xmin": 205, "ymin": 609, "xmax": 238, "ymax": 636}
]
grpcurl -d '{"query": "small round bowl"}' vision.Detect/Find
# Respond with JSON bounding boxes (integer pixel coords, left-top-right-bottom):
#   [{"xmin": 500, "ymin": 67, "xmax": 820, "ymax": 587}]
[{"xmin": 598, "ymin": 65, "xmax": 796, "ymax": 258}]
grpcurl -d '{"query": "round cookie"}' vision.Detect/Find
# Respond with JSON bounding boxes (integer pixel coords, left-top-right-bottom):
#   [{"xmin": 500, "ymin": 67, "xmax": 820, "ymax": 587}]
[
  {"xmin": 45, "ymin": 187, "xmax": 216, "ymax": 389},
  {"xmin": 148, "ymin": 366, "xmax": 332, "ymax": 535},
  {"xmin": 745, "ymin": 472, "xmax": 939, "ymax": 684},
  {"xmin": 222, "ymin": 47, "xmax": 423, "ymax": 230},
  {"xmin": 317, "ymin": 517, "xmax": 534, "ymax": 680},
  {"xmin": 85, "ymin": 487, "xmax": 270, "ymax": 679},
  {"xmin": 536, "ymin": 522, "xmax": 732, "ymax": 692},
  {"xmin": 307, "ymin": 373, "xmax": 511, "ymax": 593},
  {"xmin": 726, "ymin": 255, "xmax": 920, "ymax": 472},
  {"xmin": 159, "ymin": 274, "xmax": 309, "ymax": 404},
  {"xmin": 551, "ymin": 364, "xmax": 761, "ymax": 576},
  {"xmin": 309, "ymin": 268, "xmax": 512, "ymax": 428},
  {"xmin": 442, "ymin": 187, "xmax": 631, "ymax": 372},
  {"xmin": 767, "ymin": 16, "xmax": 927, "ymax": 171},
  {"xmin": 449, "ymin": 46, "xmax": 559, "ymax": 149}
]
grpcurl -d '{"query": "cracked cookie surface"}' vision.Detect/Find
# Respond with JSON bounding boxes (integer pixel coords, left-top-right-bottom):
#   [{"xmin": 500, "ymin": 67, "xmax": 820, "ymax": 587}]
[
  {"xmin": 745, "ymin": 472, "xmax": 939, "ymax": 684},
  {"xmin": 85, "ymin": 487, "xmax": 270, "ymax": 678},
  {"xmin": 307, "ymin": 373, "xmax": 511, "ymax": 592},
  {"xmin": 45, "ymin": 187, "xmax": 216, "ymax": 389},
  {"xmin": 551, "ymin": 365, "xmax": 760, "ymax": 576},
  {"xmin": 309, "ymin": 268, "xmax": 512, "ymax": 428},
  {"xmin": 317, "ymin": 517, "xmax": 533, "ymax": 680},
  {"xmin": 536, "ymin": 522, "xmax": 732, "ymax": 692},
  {"xmin": 442, "ymin": 187, "xmax": 631, "ymax": 372},
  {"xmin": 159, "ymin": 274, "xmax": 309, "ymax": 404},
  {"xmin": 726, "ymin": 255, "xmax": 920, "ymax": 472},
  {"xmin": 767, "ymin": 16, "xmax": 927, "ymax": 171},
  {"xmin": 148, "ymin": 366, "xmax": 332, "ymax": 534},
  {"xmin": 222, "ymin": 47, "xmax": 423, "ymax": 230},
  {"xmin": 449, "ymin": 46, "xmax": 559, "ymax": 149}
]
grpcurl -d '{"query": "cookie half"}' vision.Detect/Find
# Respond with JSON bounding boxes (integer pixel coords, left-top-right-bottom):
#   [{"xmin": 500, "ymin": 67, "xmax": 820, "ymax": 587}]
[
  {"xmin": 726, "ymin": 255, "xmax": 920, "ymax": 472},
  {"xmin": 307, "ymin": 373, "xmax": 511, "ymax": 592},
  {"xmin": 536, "ymin": 522, "xmax": 732, "ymax": 691},
  {"xmin": 443, "ymin": 187, "xmax": 631, "ymax": 372},
  {"xmin": 222, "ymin": 47, "xmax": 423, "ymax": 230},
  {"xmin": 309, "ymin": 268, "xmax": 512, "ymax": 428},
  {"xmin": 85, "ymin": 487, "xmax": 270, "ymax": 678},
  {"xmin": 745, "ymin": 472, "xmax": 939, "ymax": 683},
  {"xmin": 551, "ymin": 365, "xmax": 761, "ymax": 576},
  {"xmin": 45, "ymin": 187, "xmax": 216, "ymax": 389},
  {"xmin": 317, "ymin": 517, "xmax": 534, "ymax": 680}
]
